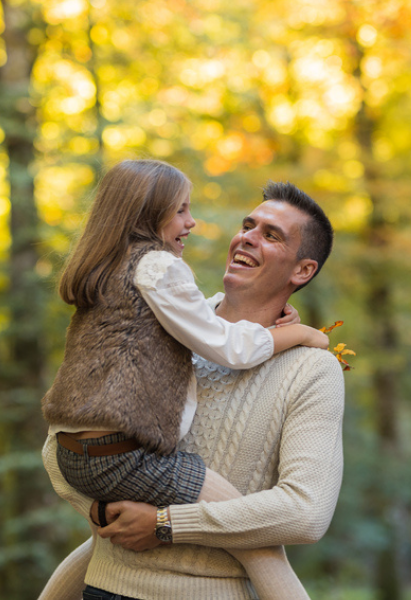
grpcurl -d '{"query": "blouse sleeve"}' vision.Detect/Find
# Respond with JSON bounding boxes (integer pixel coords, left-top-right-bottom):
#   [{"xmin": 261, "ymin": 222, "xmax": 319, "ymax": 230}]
[{"xmin": 134, "ymin": 251, "xmax": 274, "ymax": 369}]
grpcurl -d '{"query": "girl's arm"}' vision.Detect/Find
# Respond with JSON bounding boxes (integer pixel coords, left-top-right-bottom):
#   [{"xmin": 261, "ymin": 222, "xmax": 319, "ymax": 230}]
[
  {"xmin": 269, "ymin": 324, "xmax": 329, "ymax": 354},
  {"xmin": 135, "ymin": 252, "xmax": 324, "ymax": 369}
]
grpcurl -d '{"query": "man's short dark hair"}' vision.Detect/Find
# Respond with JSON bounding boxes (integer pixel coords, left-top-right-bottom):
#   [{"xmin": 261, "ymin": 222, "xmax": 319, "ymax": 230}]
[{"xmin": 262, "ymin": 181, "xmax": 334, "ymax": 291}]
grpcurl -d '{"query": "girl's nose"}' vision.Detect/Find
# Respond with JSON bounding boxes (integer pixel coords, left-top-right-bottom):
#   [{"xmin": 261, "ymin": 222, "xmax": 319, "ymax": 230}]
[{"xmin": 186, "ymin": 212, "xmax": 196, "ymax": 229}]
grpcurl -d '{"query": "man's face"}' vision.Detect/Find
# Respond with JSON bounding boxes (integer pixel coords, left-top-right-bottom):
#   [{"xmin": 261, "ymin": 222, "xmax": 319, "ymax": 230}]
[{"xmin": 224, "ymin": 200, "xmax": 312, "ymax": 297}]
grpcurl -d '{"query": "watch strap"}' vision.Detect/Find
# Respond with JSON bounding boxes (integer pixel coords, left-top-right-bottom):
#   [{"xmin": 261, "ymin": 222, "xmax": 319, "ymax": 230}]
[{"xmin": 155, "ymin": 506, "xmax": 172, "ymax": 542}]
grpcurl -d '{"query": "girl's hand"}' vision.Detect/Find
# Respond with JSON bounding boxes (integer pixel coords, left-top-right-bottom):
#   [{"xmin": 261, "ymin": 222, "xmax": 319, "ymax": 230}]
[
  {"xmin": 275, "ymin": 303, "xmax": 300, "ymax": 327},
  {"xmin": 301, "ymin": 325, "xmax": 329, "ymax": 349}
]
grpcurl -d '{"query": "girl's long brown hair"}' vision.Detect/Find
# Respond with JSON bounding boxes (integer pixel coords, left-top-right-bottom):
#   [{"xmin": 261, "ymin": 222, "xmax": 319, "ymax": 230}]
[{"xmin": 59, "ymin": 159, "xmax": 191, "ymax": 308}]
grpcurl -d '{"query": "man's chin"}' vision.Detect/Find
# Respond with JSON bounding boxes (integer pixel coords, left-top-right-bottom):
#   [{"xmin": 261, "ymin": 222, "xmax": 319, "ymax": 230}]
[
  {"xmin": 225, "ymin": 262, "xmax": 256, "ymax": 276},
  {"xmin": 223, "ymin": 270, "xmax": 249, "ymax": 289}
]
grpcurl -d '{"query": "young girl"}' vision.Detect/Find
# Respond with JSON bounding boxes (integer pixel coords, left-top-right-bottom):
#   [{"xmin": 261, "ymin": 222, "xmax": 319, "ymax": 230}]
[{"xmin": 41, "ymin": 159, "xmax": 328, "ymax": 600}]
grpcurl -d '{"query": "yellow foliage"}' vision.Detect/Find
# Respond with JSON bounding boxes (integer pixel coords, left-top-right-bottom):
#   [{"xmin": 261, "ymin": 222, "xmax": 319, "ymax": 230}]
[
  {"xmin": 357, "ymin": 24, "xmax": 378, "ymax": 47},
  {"xmin": 148, "ymin": 109, "xmax": 167, "ymax": 127},
  {"xmin": 205, "ymin": 156, "xmax": 231, "ymax": 176},
  {"xmin": 90, "ymin": 24, "xmax": 110, "ymax": 44},
  {"xmin": 102, "ymin": 126, "xmax": 146, "ymax": 150},
  {"xmin": 35, "ymin": 165, "xmax": 95, "ymax": 226},
  {"xmin": 0, "ymin": 197, "xmax": 10, "ymax": 218},
  {"xmin": 150, "ymin": 139, "xmax": 174, "ymax": 157},
  {"xmin": 43, "ymin": 0, "xmax": 88, "ymax": 23},
  {"xmin": 102, "ymin": 127, "xmax": 127, "ymax": 150},
  {"xmin": 342, "ymin": 160, "xmax": 365, "ymax": 179},
  {"xmin": 35, "ymin": 259, "xmax": 53, "ymax": 278},
  {"xmin": 320, "ymin": 323, "xmax": 356, "ymax": 371},
  {"xmin": 4, "ymin": 0, "xmax": 411, "ymax": 264},
  {"xmin": 216, "ymin": 133, "xmax": 245, "ymax": 160},
  {"xmin": 313, "ymin": 169, "xmax": 349, "ymax": 192},
  {"xmin": 0, "ymin": 311, "xmax": 9, "ymax": 332},
  {"xmin": 68, "ymin": 137, "xmax": 99, "ymax": 155},
  {"xmin": 203, "ymin": 182, "xmax": 221, "ymax": 200},
  {"xmin": 0, "ymin": 44, "xmax": 6, "ymax": 68},
  {"xmin": 268, "ymin": 98, "xmax": 296, "ymax": 134},
  {"xmin": 333, "ymin": 343, "xmax": 356, "ymax": 356},
  {"xmin": 242, "ymin": 114, "xmax": 261, "ymax": 133},
  {"xmin": 192, "ymin": 218, "xmax": 222, "ymax": 241}
]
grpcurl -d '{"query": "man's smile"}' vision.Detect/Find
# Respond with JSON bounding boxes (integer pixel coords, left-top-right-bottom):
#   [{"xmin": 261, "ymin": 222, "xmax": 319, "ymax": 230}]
[{"xmin": 232, "ymin": 251, "xmax": 259, "ymax": 268}]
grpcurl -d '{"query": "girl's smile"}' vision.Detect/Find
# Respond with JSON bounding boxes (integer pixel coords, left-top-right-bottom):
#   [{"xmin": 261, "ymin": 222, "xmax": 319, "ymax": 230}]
[{"xmin": 161, "ymin": 195, "xmax": 196, "ymax": 256}]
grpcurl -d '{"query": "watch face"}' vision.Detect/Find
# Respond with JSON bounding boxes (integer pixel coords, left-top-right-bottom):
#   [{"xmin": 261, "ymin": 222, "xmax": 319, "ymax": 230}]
[{"xmin": 155, "ymin": 525, "xmax": 172, "ymax": 542}]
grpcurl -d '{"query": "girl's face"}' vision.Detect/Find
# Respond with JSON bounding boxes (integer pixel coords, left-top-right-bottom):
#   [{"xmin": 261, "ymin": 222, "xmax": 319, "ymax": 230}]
[{"xmin": 161, "ymin": 194, "xmax": 196, "ymax": 256}]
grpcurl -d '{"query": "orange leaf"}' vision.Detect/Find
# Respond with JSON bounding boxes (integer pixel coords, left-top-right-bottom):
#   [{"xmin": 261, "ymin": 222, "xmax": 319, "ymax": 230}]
[
  {"xmin": 333, "ymin": 343, "xmax": 347, "ymax": 353},
  {"xmin": 340, "ymin": 349, "xmax": 356, "ymax": 356},
  {"xmin": 319, "ymin": 320, "xmax": 344, "ymax": 334},
  {"xmin": 321, "ymin": 320, "xmax": 355, "ymax": 372},
  {"xmin": 335, "ymin": 353, "xmax": 355, "ymax": 371}
]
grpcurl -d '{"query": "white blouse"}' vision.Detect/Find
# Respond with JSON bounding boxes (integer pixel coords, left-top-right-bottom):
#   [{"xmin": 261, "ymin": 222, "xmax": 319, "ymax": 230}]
[{"xmin": 49, "ymin": 250, "xmax": 274, "ymax": 439}]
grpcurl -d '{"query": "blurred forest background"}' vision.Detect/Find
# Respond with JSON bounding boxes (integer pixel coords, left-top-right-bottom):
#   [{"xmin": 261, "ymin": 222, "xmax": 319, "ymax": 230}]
[{"xmin": 0, "ymin": 0, "xmax": 410, "ymax": 598}]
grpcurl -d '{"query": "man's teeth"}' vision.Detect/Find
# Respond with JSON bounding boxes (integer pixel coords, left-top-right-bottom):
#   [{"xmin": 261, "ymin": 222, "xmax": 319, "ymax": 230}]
[{"xmin": 233, "ymin": 253, "xmax": 257, "ymax": 267}]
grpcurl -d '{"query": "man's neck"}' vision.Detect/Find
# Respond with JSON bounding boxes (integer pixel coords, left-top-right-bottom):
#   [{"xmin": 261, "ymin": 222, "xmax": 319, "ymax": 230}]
[{"xmin": 215, "ymin": 292, "xmax": 289, "ymax": 327}]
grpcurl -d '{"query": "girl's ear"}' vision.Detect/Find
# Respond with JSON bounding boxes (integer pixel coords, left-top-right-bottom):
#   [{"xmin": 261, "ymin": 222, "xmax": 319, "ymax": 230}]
[{"xmin": 290, "ymin": 259, "xmax": 318, "ymax": 288}]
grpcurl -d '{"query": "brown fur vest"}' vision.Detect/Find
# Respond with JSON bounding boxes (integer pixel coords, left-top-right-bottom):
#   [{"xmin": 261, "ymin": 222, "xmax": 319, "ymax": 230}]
[{"xmin": 42, "ymin": 242, "xmax": 193, "ymax": 455}]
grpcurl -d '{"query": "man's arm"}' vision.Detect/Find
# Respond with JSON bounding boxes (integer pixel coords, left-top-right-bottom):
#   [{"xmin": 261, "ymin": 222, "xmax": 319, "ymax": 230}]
[
  {"xmin": 171, "ymin": 353, "xmax": 344, "ymax": 549},
  {"xmin": 98, "ymin": 351, "xmax": 344, "ymax": 551}
]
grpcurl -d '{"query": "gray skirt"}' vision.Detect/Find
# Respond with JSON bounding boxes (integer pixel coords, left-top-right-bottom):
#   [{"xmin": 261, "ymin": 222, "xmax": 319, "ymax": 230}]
[{"xmin": 56, "ymin": 433, "xmax": 206, "ymax": 505}]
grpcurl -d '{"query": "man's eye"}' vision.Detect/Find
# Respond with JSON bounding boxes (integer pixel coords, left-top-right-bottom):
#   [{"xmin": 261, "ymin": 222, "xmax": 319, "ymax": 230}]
[{"xmin": 266, "ymin": 232, "xmax": 278, "ymax": 240}]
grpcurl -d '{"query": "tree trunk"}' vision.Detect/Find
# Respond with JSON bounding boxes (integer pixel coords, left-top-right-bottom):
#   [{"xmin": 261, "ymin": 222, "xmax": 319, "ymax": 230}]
[
  {"xmin": 355, "ymin": 76, "xmax": 404, "ymax": 600},
  {"xmin": 0, "ymin": 1, "xmax": 47, "ymax": 596}
]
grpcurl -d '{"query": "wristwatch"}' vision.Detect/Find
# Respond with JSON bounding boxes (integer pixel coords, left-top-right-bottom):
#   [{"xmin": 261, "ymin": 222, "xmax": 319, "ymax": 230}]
[{"xmin": 154, "ymin": 506, "xmax": 173, "ymax": 543}]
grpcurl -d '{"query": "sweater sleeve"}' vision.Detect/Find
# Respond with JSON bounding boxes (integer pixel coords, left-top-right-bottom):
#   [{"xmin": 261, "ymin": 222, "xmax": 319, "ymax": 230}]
[
  {"xmin": 134, "ymin": 251, "xmax": 274, "ymax": 369},
  {"xmin": 42, "ymin": 434, "xmax": 94, "ymax": 521},
  {"xmin": 170, "ymin": 352, "xmax": 345, "ymax": 549}
]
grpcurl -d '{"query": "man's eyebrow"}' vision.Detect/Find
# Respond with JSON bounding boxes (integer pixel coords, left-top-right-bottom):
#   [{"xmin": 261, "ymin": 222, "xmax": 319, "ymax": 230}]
[
  {"xmin": 242, "ymin": 216, "xmax": 287, "ymax": 239},
  {"xmin": 266, "ymin": 223, "xmax": 286, "ymax": 238}
]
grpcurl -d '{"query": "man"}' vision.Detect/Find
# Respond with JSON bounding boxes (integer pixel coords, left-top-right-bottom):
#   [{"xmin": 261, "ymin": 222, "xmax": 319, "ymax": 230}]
[{"xmin": 41, "ymin": 182, "xmax": 344, "ymax": 600}]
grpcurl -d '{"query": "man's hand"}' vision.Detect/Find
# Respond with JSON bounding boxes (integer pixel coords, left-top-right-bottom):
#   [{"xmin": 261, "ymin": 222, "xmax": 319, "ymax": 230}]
[{"xmin": 93, "ymin": 501, "xmax": 162, "ymax": 552}]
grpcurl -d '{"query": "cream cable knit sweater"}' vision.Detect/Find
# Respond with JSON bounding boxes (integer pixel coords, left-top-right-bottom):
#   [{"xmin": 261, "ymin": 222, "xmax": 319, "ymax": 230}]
[{"xmin": 43, "ymin": 345, "xmax": 344, "ymax": 600}]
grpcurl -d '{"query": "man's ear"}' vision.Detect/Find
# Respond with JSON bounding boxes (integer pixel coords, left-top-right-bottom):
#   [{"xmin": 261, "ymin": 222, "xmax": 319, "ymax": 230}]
[{"xmin": 291, "ymin": 259, "xmax": 318, "ymax": 287}]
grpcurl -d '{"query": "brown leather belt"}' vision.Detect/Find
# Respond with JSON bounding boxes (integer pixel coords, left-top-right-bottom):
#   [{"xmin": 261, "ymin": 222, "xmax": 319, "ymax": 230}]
[{"xmin": 57, "ymin": 432, "xmax": 141, "ymax": 457}]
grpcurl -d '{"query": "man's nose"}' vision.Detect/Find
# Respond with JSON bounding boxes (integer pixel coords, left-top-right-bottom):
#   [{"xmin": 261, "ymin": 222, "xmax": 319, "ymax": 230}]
[{"xmin": 241, "ymin": 228, "xmax": 258, "ymax": 245}]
